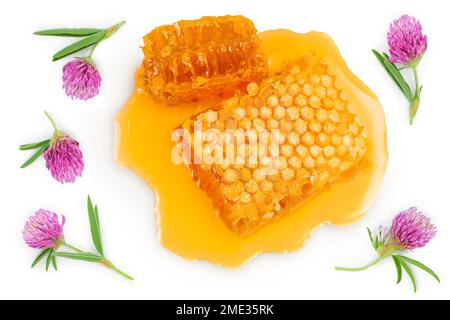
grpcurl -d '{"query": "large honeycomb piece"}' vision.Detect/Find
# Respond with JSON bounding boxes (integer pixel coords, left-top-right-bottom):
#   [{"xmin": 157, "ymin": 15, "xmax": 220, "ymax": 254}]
[
  {"xmin": 181, "ymin": 56, "xmax": 368, "ymax": 236},
  {"xmin": 142, "ymin": 15, "xmax": 268, "ymax": 104}
]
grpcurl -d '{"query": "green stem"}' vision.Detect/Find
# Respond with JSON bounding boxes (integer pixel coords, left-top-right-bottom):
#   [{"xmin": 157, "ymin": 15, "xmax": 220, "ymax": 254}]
[
  {"xmin": 103, "ymin": 259, "xmax": 134, "ymax": 281},
  {"xmin": 44, "ymin": 111, "xmax": 58, "ymax": 131},
  {"xmin": 62, "ymin": 243, "xmax": 132, "ymax": 280},
  {"xmin": 88, "ymin": 42, "xmax": 99, "ymax": 59},
  {"xmin": 409, "ymin": 67, "xmax": 421, "ymax": 125},
  {"xmin": 413, "ymin": 67, "xmax": 420, "ymax": 97},
  {"xmin": 62, "ymin": 243, "xmax": 84, "ymax": 253},
  {"xmin": 335, "ymin": 256, "xmax": 385, "ymax": 271},
  {"xmin": 335, "ymin": 246, "xmax": 400, "ymax": 272}
]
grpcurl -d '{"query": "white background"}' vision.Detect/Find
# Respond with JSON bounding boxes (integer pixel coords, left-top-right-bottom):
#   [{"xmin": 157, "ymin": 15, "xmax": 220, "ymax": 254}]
[{"xmin": 0, "ymin": 0, "xmax": 449, "ymax": 300}]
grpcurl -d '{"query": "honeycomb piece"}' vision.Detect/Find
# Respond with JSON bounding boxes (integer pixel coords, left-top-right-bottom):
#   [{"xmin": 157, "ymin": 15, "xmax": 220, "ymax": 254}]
[
  {"xmin": 179, "ymin": 55, "xmax": 368, "ymax": 236},
  {"xmin": 142, "ymin": 15, "xmax": 268, "ymax": 104}
]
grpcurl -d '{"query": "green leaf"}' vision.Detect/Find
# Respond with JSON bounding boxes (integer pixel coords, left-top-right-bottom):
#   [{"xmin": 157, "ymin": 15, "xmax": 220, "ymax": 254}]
[
  {"xmin": 381, "ymin": 52, "xmax": 414, "ymax": 101},
  {"xmin": 392, "ymin": 255, "xmax": 403, "ymax": 284},
  {"xmin": 381, "ymin": 51, "xmax": 414, "ymax": 101},
  {"xmin": 55, "ymin": 252, "xmax": 103, "ymax": 263},
  {"xmin": 20, "ymin": 141, "xmax": 50, "ymax": 168},
  {"xmin": 45, "ymin": 249, "xmax": 54, "ymax": 272},
  {"xmin": 52, "ymin": 30, "xmax": 107, "ymax": 61},
  {"xmin": 51, "ymin": 255, "xmax": 58, "ymax": 271},
  {"xmin": 396, "ymin": 255, "xmax": 440, "ymax": 283},
  {"xmin": 367, "ymin": 228, "xmax": 376, "ymax": 250},
  {"xmin": 372, "ymin": 50, "xmax": 413, "ymax": 102},
  {"xmin": 34, "ymin": 28, "xmax": 104, "ymax": 37},
  {"xmin": 87, "ymin": 196, "xmax": 103, "ymax": 256},
  {"xmin": 20, "ymin": 139, "xmax": 51, "ymax": 151},
  {"xmin": 374, "ymin": 232, "xmax": 380, "ymax": 250},
  {"xmin": 31, "ymin": 248, "xmax": 52, "ymax": 268},
  {"xmin": 400, "ymin": 260, "xmax": 417, "ymax": 293}
]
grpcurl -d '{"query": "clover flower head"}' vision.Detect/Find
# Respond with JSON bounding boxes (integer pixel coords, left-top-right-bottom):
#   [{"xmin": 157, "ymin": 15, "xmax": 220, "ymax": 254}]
[
  {"xmin": 62, "ymin": 58, "xmax": 102, "ymax": 100},
  {"xmin": 391, "ymin": 207, "xmax": 436, "ymax": 250},
  {"xmin": 387, "ymin": 15, "xmax": 427, "ymax": 65},
  {"xmin": 23, "ymin": 209, "xmax": 65, "ymax": 249},
  {"xmin": 44, "ymin": 132, "xmax": 84, "ymax": 184}
]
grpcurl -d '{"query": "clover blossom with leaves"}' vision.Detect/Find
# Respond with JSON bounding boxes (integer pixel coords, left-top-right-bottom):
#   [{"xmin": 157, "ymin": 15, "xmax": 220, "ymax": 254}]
[
  {"xmin": 34, "ymin": 21, "xmax": 125, "ymax": 100},
  {"xmin": 373, "ymin": 15, "xmax": 427, "ymax": 125},
  {"xmin": 335, "ymin": 207, "xmax": 439, "ymax": 292},
  {"xmin": 20, "ymin": 111, "xmax": 84, "ymax": 183},
  {"xmin": 24, "ymin": 196, "xmax": 133, "ymax": 280}
]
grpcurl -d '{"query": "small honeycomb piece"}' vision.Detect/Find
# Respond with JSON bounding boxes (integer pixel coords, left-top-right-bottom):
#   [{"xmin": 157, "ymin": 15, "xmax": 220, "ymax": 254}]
[
  {"xmin": 142, "ymin": 15, "xmax": 268, "ymax": 104},
  {"xmin": 180, "ymin": 55, "xmax": 368, "ymax": 236}
]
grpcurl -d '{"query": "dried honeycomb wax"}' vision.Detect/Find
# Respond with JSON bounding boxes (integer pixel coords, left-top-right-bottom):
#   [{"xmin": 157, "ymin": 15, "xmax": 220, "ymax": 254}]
[{"xmin": 141, "ymin": 15, "xmax": 268, "ymax": 104}]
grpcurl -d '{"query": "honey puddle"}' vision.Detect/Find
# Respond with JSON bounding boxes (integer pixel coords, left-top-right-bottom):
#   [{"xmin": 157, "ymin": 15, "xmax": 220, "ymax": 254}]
[{"xmin": 114, "ymin": 29, "xmax": 388, "ymax": 268}]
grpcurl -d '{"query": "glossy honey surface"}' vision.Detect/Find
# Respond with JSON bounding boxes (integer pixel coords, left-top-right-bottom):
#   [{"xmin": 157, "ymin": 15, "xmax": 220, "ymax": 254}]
[{"xmin": 114, "ymin": 29, "xmax": 388, "ymax": 268}]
